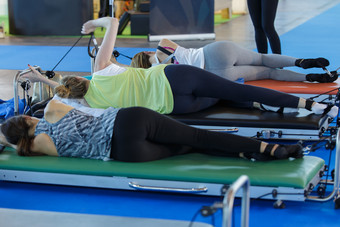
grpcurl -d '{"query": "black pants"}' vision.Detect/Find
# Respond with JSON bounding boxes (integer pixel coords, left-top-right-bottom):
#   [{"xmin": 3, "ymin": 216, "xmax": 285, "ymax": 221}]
[
  {"xmin": 111, "ymin": 107, "xmax": 262, "ymax": 162},
  {"xmin": 164, "ymin": 65, "xmax": 299, "ymax": 114},
  {"xmin": 247, "ymin": 0, "xmax": 281, "ymax": 54}
]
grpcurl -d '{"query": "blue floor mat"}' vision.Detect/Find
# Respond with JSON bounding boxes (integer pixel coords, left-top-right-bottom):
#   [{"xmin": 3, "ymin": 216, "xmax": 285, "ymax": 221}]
[
  {"xmin": 279, "ymin": 3, "xmax": 340, "ymax": 74},
  {"xmin": 0, "ymin": 45, "xmax": 153, "ymax": 72}
]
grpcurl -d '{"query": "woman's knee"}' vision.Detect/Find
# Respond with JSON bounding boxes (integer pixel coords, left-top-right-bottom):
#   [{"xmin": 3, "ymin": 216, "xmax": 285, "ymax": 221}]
[{"xmin": 262, "ymin": 23, "xmax": 276, "ymax": 36}]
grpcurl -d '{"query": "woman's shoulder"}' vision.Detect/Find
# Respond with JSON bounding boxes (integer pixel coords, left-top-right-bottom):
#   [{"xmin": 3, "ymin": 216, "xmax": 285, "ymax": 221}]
[
  {"xmin": 46, "ymin": 100, "xmax": 73, "ymax": 111},
  {"xmin": 44, "ymin": 100, "xmax": 75, "ymax": 123}
]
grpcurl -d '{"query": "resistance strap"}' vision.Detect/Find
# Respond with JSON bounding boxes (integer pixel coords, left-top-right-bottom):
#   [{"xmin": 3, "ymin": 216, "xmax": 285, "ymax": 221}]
[{"xmin": 45, "ymin": 35, "xmax": 84, "ymax": 78}]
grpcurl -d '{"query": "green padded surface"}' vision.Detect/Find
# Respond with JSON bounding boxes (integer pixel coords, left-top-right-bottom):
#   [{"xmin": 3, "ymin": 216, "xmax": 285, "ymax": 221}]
[{"xmin": 0, "ymin": 147, "xmax": 324, "ymax": 188}]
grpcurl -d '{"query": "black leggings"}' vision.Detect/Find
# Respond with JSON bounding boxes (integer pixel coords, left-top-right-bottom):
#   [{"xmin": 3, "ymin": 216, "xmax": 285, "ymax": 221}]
[
  {"xmin": 111, "ymin": 107, "xmax": 262, "ymax": 162},
  {"xmin": 164, "ymin": 65, "xmax": 299, "ymax": 114},
  {"xmin": 247, "ymin": 0, "xmax": 281, "ymax": 54}
]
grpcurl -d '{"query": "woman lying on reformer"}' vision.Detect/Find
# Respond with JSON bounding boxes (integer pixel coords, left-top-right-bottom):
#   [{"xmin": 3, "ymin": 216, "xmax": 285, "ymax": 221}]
[
  {"xmin": 22, "ymin": 17, "xmax": 339, "ymax": 118},
  {"xmin": 131, "ymin": 39, "xmax": 338, "ymax": 83},
  {"xmin": 1, "ymin": 99, "xmax": 303, "ymax": 162}
]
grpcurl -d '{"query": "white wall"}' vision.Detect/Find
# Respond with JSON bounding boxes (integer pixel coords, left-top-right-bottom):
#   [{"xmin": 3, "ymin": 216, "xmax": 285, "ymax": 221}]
[
  {"xmin": 232, "ymin": 0, "xmax": 248, "ymax": 14},
  {"xmin": 0, "ymin": 0, "xmax": 7, "ymax": 16},
  {"xmin": 215, "ymin": 0, "xmax": 248, "ymax": 14}
]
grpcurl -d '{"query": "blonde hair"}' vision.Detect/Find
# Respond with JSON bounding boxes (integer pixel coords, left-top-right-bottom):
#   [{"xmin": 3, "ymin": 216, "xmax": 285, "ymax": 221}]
[
  {"xmin": 55, "ymin": 76, "xmax": 88, "ymax": 99},
  {"xmin": 130, "ymin": 52, "xmax": 152, "ymax": 69}
]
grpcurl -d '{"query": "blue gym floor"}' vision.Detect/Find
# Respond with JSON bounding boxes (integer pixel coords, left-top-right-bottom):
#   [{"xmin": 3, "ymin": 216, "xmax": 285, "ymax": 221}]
[
  {"xmin": 1, "ymin": 1, "xmax": 340, "ymax": 226},
  {"xmin": 0, "ymin": 143, "xmax": 338, "ymax": 227}
]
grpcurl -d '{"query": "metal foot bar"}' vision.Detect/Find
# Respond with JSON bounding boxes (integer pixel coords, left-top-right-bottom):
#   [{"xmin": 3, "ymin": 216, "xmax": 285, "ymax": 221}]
[
  {"xmin": 13, "ymin": 66, "xmax": 43, "ymax": 115},
  {"xmin": 223, "ymin": 175, "xmax": 250, "ymax": 227},
  {"xmin": 307, "ymin": 128, "xmax": 340, "ymax": 202},
  {"xmin": 211, "ymin": 175, "xmax": 250, "ymax": 227}
]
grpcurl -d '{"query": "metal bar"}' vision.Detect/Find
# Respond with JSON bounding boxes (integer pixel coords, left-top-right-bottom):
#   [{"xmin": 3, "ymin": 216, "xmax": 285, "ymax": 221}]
[
  {"xmin": 307, "ymin": 128, "xmax": 340, "ymax": 202},
  {"xmin": 12, "ymin": 66, "xmax": 43, "ymax": 115},
  {"xmin": 128, "ymin": 182, "xmax": 208, "ymax": 193},
  {"xmin": 222, "ymin": 175, "xmax": 250, "ymax": 227},
  {"xmin": 39, "ymin": 82, "xmax": 43, "ymax": 101},
  {"xmin": 148, "ymin": 33, "xmax": 216, "ymax": 42},
  {"xmin": 109, "ymin": 0, "xmax": 115, "ymax": 17},
  {"xmin": 209, "ymin": 128, "xmax": 238, "ymax": 132},
  {"xmin": 13, "ymin": 71, "xmax": 21, "ymax": 115}
]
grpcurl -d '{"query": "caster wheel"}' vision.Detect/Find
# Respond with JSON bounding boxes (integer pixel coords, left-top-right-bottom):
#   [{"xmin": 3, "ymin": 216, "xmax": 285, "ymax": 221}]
[
  {"xmin": 335, "ymin": 196, "xmax": 340, "ymax": 209},
  {"xmin": 317, "ymin": 184, "xmax": 326, "ymax": 197},
  {"xmin": 273, "ymin": 200, "xmax": 285, "ymax": 209}
]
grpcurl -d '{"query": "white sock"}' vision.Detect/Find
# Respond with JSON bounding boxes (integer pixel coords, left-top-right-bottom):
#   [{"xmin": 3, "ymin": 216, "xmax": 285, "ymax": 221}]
[
  {"xmin": 312, "ymin": 103, "xmax": 339, "ymax": 118},
  {"xmin": 311, "ymin": 103, "xmax": 327, "ymax": 114},
  {"xmin": 260, "ymin": 104, "xmax": 298, "ymax": 113},
  {"xmin": 328, "ymin": 106, "xmax": 339, "ymax": 118}
]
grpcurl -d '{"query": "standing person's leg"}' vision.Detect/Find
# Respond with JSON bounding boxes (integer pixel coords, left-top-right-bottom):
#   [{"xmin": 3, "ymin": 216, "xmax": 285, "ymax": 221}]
[
  {"xmin": 247, "ymin": 0, "xmax": 268, "ymax": 53},
  {"xmin": 111, "ymin": 107, "xmax": 303, "ymax": 162},
  {"xmin": 261, "ymin": 0, "xmax": 281, "ymax": 54}
]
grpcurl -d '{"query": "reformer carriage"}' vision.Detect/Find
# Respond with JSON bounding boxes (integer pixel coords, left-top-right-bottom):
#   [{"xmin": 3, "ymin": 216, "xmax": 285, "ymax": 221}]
[{"xmin": 3, "ymin": 66, "xmax": 339, "ymax": 209}]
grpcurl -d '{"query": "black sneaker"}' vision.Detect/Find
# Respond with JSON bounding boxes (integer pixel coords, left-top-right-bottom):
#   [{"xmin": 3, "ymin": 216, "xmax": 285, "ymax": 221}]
[
  {"xmin": 296, "ymin": 58, "xmax": 330, "ymax": 69},
  {"xmin": 306, "ymin": 71, "xmax": 338, "ymax": 83}
]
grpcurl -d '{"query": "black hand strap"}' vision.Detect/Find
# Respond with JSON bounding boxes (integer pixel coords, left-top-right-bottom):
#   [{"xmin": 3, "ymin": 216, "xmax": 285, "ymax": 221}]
[{"xmin": 157, "ymin": 46, "xmax": 173, "ymax": 56}]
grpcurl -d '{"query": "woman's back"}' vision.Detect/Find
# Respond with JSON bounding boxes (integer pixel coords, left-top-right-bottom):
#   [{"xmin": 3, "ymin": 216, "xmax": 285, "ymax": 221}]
[
  {"xmin": 35, "ymin": 107, "xmax": 119, "ymax": 160},
  {"xmin": 84, "ymin": 65, "xmax": 174, "ymax": 114}
]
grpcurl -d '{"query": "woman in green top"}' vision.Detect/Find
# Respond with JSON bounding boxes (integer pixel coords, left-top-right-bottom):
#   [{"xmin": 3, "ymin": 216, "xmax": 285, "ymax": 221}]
[{"xmin": 24, "ymin": 17, "xmax": 338, "ymax": 118}]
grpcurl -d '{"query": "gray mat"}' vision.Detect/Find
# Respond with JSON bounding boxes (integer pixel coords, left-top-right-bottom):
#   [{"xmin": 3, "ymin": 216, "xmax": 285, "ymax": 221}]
[{"xmin": 0, "ymin": 208, "xmax": 213, "ymax": 227}]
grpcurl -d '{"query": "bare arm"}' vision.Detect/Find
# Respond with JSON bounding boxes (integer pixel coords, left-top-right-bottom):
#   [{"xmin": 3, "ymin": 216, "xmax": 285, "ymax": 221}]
[
  {"xmin": 112, "ymin": 57, "xmax": 130, "ymax": 67},
  {"xmin": 158, "ymin": 39, "xmax": 179, "ymax": 49},
  {"xmin": 82, "ymin": 17, "xmax": 119, "ymax": 72},
  {"xmin": 21, "ymin": 65, "xmax": 60, "ymax": 89},
  {"xmin": 156, "ymin": 39, "xmax": 179, "ymax": 63}
]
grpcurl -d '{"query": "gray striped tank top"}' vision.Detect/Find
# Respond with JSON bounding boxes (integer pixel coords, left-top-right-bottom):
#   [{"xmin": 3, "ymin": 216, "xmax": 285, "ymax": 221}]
[{"xmin": 34, "ymin": 107, "xmax": 120, "ymax": 160}]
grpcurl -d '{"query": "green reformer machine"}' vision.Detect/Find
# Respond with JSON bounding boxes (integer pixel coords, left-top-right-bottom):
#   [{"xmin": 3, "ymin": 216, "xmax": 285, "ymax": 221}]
[{"xmin": 0, "ymin": 131, "xmax": 339, "ymax": 207}]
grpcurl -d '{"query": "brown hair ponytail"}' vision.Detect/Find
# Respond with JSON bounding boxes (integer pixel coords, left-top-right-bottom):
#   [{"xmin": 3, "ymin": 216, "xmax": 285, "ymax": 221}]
[
  {"xmin": 55, "ymin": 76, "xmax": 88, "ymax": 99},
  {"xmin": 0, "ymin": 116, "xmax": 34, "ymax": 156},
  {"xmin": 54, "ymin": 84, "xmax": 71, "ymax": 98},
  {"xmin": 130, "ymin": 52, "xmax": 152, "ymax": 69}
]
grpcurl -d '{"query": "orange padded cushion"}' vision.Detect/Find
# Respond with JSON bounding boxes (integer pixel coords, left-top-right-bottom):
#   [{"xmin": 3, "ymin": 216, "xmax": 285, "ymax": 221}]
[{"xmin": 245, "ymin": 79, "xmax": 340, "ymax": 95}]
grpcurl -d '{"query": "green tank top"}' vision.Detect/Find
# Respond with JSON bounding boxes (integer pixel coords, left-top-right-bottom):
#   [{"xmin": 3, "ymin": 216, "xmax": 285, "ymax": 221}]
[{"xmin": 84, "ymin": 64, "xmax": 174, "ymax": 114}]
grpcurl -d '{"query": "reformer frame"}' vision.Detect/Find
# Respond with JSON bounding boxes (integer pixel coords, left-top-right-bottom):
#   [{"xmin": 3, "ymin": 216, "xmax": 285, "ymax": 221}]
[
  {"xmin": 0, "ymin": 176, "xmax": 250, "ymax": 227},
  {"xmin": 0, "ymin": 130, "xmax": 339, "ymax": 206},
  {"xmin": 170, "ymin": 102, "xmax": 336, "ymax": 141},
  {"xmin": 7, "ymin": 68, "xmax": 340, "ymax": 207},
  {"xmin": 13, "ymin": 66, "xmax": 55, "ymax": 115}
]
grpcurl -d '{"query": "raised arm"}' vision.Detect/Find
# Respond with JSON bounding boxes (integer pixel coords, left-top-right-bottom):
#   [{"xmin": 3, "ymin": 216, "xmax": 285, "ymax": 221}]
[
  {"xmin": 158, "ymin": 39, "xmax": 179, "ymax": 49},
  {"xmin": 21, "ymin": 65, "xmax": 60, "ymax": 89},
  {"xmin": 156, "ymin": 39, "xmax": 179, "ymax": 63},
  {"xmin": 82, "ymin": 17, "xmax": 119, "ymax": 72},
  {"xmin": 112, "ymin": 57, "xmax": 130, "ymax": 67}
]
